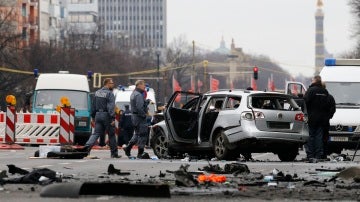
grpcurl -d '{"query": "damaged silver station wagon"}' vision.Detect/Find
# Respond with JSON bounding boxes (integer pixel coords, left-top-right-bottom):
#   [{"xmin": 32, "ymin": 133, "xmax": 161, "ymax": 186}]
[{"xmin": 150, "ymin": 90, "xmax": 309, "ymax": 161}]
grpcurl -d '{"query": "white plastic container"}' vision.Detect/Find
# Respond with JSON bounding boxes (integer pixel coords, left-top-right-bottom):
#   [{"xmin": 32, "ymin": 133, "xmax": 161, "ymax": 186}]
[{"xmin": 39, "ymin": 145, "xmax": 61, "ymax": 158}]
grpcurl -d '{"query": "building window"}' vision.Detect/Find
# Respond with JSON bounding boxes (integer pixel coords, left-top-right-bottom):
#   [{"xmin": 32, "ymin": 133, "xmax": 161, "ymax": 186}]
[
  {"xmin": 22, "ymin": 28, "xmax": 27, "ymax": 39},
  {"xmin": 22, "ymin": 4, "xmax": 26, "ymax": 17}
]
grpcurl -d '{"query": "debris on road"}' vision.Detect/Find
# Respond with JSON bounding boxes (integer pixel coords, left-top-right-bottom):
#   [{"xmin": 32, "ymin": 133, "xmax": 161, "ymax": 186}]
[
  {"xmin": 46, "ymin": 151, "xmax": 88, "ymax": 159},
  {"xmin": 303, "ymin": 180, "xmax": 327, "ymax": 187},
  {"xmin": 197, "ymin": 174, "xmax": 227, "ymax": 183},
  {"xmin": 198, "ymin": 162, "xmax": 250, "ymax": 175},
  {"xmin": 7, "ymin": 164, "xmax": 29, "ymax": 175},
  {"xmin": 41, "ymin": 182, "xmax": 171, "ymax": 198},
  {"xmin": 329, "ymin": 166, "xmax": 360, "ymax": 182},
  {"xmin": 2, "ymin": 167, "xmax": 61, "ymax": 185},
  {"xmin": 172, "ymin": 164, "xmax": 198, "ymax": 187},
  {"xmin": 329, "ymin": 153, "xmax": 351, "ymax": 162},
  {"xmin": 107, "ymin": 164, "xmax": 130, "ymax": 176}
]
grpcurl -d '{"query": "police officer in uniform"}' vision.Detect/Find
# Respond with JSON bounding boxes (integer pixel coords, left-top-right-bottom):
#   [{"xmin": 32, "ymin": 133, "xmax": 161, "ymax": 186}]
[
  {"xmin": 123, "ymin": 80, "xmax": 151, "ymax": 158},
  {"xmin": 118, "ymin": 105, "xmax": 133, "ymax": 146},
  {"xmin": 83, "ymin": 78, "xmax": 120, "ymax": 158}
]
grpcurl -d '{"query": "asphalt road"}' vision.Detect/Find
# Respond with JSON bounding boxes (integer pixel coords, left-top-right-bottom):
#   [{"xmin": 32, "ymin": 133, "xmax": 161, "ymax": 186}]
[{"xmin": 1, "ymin": 146, "xmax": 360, "ymax": 201}]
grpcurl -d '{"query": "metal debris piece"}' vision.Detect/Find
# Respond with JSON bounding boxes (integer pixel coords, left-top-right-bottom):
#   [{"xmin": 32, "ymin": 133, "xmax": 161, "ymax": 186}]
[
  {"xmin": 198, "ymin": 162, "xmax": 250, "ymax": 175},
  {"xmin": 173, "ymin": 164, "xmax": 198, "ymax": 187},
  {"xmin": 41, "ymin": 182, "xmax": 171, "ymax": 198},
  {"xmin": 107, "ymin": 164, "xmax": 130, "ymax": 176},
  {"xmin": 303, "ymin": 180, "xmax": 327, "ymax": 187}
]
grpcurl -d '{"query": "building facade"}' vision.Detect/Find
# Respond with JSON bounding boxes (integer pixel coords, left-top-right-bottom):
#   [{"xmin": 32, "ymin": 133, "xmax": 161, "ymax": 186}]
[
  {"xmin": 60, "ymin": 0, "xmax": 98, "ymax": 37},
  {"xmin": 0, "ymin": 0, "xmax": 39, "ymax": 48},
  {"xmin": 98, "ymin": 0, "xmax": 167, "ymax": 52}
]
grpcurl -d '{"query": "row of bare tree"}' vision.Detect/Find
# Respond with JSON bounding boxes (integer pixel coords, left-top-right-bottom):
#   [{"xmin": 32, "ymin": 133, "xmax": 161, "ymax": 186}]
[{"xmin": 3, "ymin": 1, "xmax": 360, "ymax": 110}]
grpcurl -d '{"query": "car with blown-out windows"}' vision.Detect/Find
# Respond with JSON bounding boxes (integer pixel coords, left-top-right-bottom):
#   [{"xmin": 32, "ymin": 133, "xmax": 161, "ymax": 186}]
[{"xmin": 150, "ymin": 90, "xmax": 309, "ymax": 161}]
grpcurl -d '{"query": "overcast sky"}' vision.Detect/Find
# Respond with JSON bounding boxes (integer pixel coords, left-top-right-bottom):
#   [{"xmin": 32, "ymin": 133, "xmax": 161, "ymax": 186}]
[{"xmin": 167, "ymin": 0, "xmax": 355, "ymax": 77}]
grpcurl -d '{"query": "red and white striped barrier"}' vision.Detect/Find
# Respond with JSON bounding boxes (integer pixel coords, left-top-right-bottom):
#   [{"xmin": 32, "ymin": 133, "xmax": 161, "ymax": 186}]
[
  {"xmin": 0, "ymin": 112, "xmax": 5, "ymax": 139},
  {"xmin": 0, "ymin": 108, "xmax": 74, "ymax": 145},
  {"xmin": 69, "ymin": 108, "xmax": 75, "ymax": 144},
  {"xmin": 5, "ymin": 106, "xmax": 16, "ymax": 143},
  {"xmin": 14, "ymin": 113, "xmax": 59, "ymax": 144},
  {"xmin": 59, "ymin": 107, "xmax": 75, "ymax": 144}
]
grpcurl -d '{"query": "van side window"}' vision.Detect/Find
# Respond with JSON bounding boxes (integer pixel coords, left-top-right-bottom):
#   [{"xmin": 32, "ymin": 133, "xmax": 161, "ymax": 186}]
[{"xmin": 225, "ymin": 96, "xmax": 241, "ymax": 110}]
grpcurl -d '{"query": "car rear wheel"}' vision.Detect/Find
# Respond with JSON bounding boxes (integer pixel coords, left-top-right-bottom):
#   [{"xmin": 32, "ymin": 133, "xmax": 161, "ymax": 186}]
[
  {"xmin": 151, "ymin": 129, "xmax": 169, "ymax": 158},
  {"xmin": 213, "ymin": 131, "xmax": 233, "ymax": 160},
  {"xmin": 277, "ymin": 148, "xmax": 298, "ymax": 162}
]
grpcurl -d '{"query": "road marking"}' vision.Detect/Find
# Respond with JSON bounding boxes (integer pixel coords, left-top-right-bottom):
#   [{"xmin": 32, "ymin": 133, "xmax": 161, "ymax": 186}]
[
  {"xmin": 36, "ymin": 165, "xmax": 53, "ymax": 168},
  {"xmin": 253, "ymin": 153, "xmax": 272, "ymax": 158},
  {"xmin": 58, "ymin": 162, "xmax": 71, "ymax": 165},
  {"xmin": 74, "ymin": 160, "xmax": 88, "ymax": 163}
]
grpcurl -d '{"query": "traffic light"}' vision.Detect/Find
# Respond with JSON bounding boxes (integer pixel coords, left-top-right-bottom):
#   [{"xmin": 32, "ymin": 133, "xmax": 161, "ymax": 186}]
[{"xmin": 253, "ymin": 66, "xmax": 258, "ymax": 80}]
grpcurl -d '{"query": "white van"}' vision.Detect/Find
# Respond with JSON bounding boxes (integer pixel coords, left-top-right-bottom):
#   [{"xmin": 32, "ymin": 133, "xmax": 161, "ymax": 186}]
[
  {"xmin": 32, "ymin": 72, "xmax": 92, "ymax": 145},
  {"xmin": 114, "ymin": 85, "xmax": 157, "ymax": 117},
  {"xmin": 287, "ymin": 58, "xmax": 360, "ymax": 154}
]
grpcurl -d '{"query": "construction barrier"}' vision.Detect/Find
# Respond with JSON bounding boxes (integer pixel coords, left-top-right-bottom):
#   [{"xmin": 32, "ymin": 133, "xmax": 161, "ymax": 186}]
[
  {"xmin": 59, "ymin": 107, "xmax": 75, "ymax": 145},
  {"xmin": 0, "ymin": 108, "xmax": 74, "ymax": 145},
  {"xmin": 5, "ymin": 106, "xmax": 16, "ymax": 143},
  {"xmin": 15, "ymin": 113, "xmax": 59, "ymax": 144}
]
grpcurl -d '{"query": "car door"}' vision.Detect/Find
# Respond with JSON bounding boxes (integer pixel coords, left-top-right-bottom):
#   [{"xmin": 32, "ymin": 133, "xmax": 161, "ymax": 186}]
[
  {"xmin": 164, "ymin": 91, "xmax": 202, "ymax": 143},
  {"xmin": 285, "ymin": 81, "xmax": 307, "ymax": 97}
]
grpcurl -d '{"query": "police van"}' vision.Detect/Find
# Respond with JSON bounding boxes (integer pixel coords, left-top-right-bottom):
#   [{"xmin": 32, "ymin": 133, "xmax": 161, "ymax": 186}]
[
  {"xmin": 32, "ymin": 71, "xmax": 92, "ymax": 145},
  {"xmin": 287, "ymin": 58, "xmax": 360, "ymax": 154},
  {"xmin": 114, "ymin": 85, "xmax": 157, "ymax": 117}
]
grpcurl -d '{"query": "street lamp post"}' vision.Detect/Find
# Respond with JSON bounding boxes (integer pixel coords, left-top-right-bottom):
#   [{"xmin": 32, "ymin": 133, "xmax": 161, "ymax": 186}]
[
  {"xmin": 156, "ymin": 51, "xmax": 160, "ymax": 105},
  {"xmin": 203, "ymin": 60, "xmax": 208, "ymax": 92}
]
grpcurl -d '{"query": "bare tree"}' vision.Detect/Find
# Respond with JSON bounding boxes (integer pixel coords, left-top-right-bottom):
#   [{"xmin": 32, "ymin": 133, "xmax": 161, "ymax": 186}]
[
  {"xmin": 348, "ymin": 0, "xmax": 360, "ymax": 57},
  {"xmin": 0, "ymin": 2, "xmax": 34, "ymax": 110}
]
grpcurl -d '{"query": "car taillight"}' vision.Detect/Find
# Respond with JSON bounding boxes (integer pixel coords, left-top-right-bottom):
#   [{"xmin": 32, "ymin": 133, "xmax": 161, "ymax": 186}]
[
  {"xmin": 295, "ymin": 113, "xmax": 304, "ymax": 122},
  {"xmin": 241, "ymin": 111, "xmax": 265, "ymax": 120},
  {"xmin": 241, "ymin": 112, "xmax": 254, "ymax": 120}
]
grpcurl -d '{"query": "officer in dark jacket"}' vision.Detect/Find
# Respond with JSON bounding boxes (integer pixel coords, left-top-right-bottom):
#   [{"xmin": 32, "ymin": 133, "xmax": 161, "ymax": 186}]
[
  {"xmin": 123, "ymin": 80, "xmax": 151, "ymax": 158},
  {"xmin": 321, "ymin": 82, "xmax": 336, "ymax": 158},
  {"xmin": 118, "ymin": 105, "xmax": 133, "ymax": 146},
  {"xmin": 304, "ymin": 75, "xmax": 330, "ymax": 162},
  {"xmin": 82, "ymin": 78, "xmax": 120, "ymax": 158}
]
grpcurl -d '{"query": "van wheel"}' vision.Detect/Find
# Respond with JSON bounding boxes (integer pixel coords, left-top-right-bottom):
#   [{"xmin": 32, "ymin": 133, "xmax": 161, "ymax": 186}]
[
  {"xmin": 277, "ymin": 148, "xmax": 298, "ymax": 162},
  {"xmin": 151, "ymin": 129, "xmax": 170, "ymax": 158},
  {"xmin": 213, "ymin": 131, "xmax": 232, "ymax": 160}
]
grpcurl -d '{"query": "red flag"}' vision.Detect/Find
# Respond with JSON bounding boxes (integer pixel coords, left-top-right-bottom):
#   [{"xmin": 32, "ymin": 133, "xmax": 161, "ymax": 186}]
[
  {"xmin": 268, "ymin": 74, "xmax": 275, "ymax": 91},
  {"xmin": 172, "ymin": 75, "xmax": 182, "ymax": 102},
  {"xmin": 190, "ymin": 75, "xmax": 195, "ymax": 93},
  {"xmin": 210, "ymin": 76, "xmax": 220, "ymax": 91},
  {"xmin": 251, "ymin": 78, "xmax": 257, "ymax": 90},
  {"xmin": 197, "ymin": 79, "xmax": 203, "ymax": 92}
]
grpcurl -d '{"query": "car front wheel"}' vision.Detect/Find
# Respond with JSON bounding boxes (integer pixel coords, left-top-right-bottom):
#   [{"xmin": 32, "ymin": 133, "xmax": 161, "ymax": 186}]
[
  {"xmin": 213, "ymin": 131, "xmax": 233, "ymax": 160},
  {"xmin": 151, "ymin": 129, "xmax": 170, "ymax": 158}
]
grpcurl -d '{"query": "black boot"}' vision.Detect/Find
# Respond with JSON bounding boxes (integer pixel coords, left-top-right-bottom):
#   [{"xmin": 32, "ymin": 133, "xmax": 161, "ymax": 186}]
[
  {"xmin": 123, "ymin": 143, "xmax": 134, "ymax": 156},
  {"xmin": 137, "ymin": 148, "xmax": 144, "ymax": 159}
]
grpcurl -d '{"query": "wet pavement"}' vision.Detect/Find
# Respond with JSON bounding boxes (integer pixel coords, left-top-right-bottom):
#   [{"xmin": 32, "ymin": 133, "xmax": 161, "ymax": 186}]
[{"xmin": 1, "ymin": 147, "xmax": 360, "ymax": 201}]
